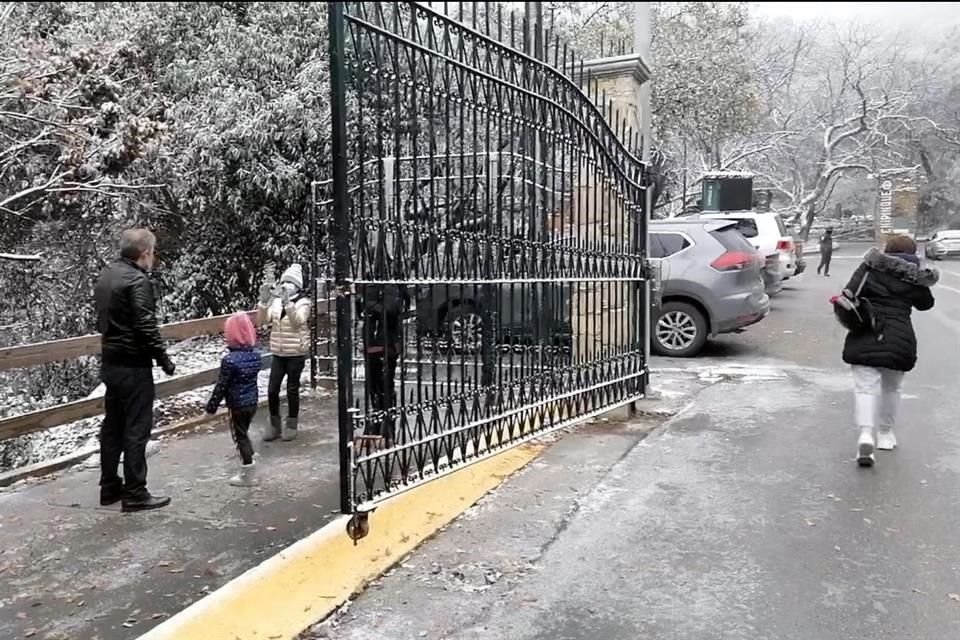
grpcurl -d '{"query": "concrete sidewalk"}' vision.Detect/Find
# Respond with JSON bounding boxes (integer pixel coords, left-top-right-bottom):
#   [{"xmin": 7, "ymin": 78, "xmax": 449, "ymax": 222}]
[
  {"xmin": 0, "ymin": 389, "xmax": 340, "ymax": 640},
  {"xmin": 312, "ymin": 360, "xmax": 960, "ymax": 640}
]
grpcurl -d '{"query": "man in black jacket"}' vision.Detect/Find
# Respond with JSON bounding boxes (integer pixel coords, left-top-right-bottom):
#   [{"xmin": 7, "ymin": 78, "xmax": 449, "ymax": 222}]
[
  {"xmin": 817, "ymin": 227, "xmax": 834, "ymax": 276},
  {"xmin": 95, "ymin": 229, "xmax": 176, "ymax": 512}
]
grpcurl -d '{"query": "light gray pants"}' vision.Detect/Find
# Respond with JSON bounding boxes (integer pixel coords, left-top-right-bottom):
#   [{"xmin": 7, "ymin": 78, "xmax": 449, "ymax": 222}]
[{"xmin": 852, "ymin": 365, "xmax": 905, "ymax": 431}]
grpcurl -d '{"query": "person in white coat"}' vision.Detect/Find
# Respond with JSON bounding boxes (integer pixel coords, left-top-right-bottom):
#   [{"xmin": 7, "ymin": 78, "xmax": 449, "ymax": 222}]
[{"xmin": 257, "ymin": 264, "xmax": 312, "ymax": 441}]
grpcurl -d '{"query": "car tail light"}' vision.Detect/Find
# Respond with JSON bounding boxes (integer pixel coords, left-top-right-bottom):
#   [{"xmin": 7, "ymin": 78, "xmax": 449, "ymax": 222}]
[
  {"xmin": 711, "ymin": 251, "xmax": 760, "ymax": 272},
  {"xmin": 777, "ymin": 239, "xmax": 794, "ymax": 252}
]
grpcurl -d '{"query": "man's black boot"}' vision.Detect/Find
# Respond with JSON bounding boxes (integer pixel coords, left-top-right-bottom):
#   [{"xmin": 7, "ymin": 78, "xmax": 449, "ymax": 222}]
[
  {"xmin": 100, "ymin": 490, "xmax": 122, "ymax": 506},
  {"xmin": 99, "ymin": 480, "xmax": 123, "ymax": 506},
  {"xmin": 122, "ymin": 493, "xmax": 171, "ymax": 513}
]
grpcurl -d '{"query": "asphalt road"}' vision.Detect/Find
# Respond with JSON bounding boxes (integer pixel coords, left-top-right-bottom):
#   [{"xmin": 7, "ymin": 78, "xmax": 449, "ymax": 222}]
[{"xmin": 315, "ymin": 243, "xmax": 960, "ymax": 639}]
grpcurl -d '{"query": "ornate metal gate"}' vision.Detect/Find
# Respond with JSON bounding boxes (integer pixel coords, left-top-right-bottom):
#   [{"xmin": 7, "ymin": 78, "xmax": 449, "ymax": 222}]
[{"xmin": 327, "ymin": 0, "xmax": 650, "ymax": 527}]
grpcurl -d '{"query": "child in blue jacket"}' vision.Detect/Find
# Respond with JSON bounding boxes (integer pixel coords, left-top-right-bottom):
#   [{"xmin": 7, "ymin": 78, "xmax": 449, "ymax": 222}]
[{"xmin": 206, "ymin": 312, "xmax": 262, "ymax": 486}]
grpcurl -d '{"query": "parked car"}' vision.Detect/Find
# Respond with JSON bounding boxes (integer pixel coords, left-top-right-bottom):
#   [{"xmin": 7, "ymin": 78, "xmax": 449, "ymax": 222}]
[
  {"xmin": 695, "ymin": 211, "xmax": 792, "ymax": 296},
  {"xmin": 778, "ymin": 236, "xmax": 798, "ymax": 280},
  {"xmin": 414, "ymin": 280, "xmax": 571, "ymax": 352},
  {"xmin": 925, "ymin": 230, "xmax": 960, "ymax": 260},
  {"xmin": 411, "ymin": 227, "xmax": 572, "ymax": 352},
  {"xmin": 649, "ymin": 219, "xmax": 770, "ymax": 357}
]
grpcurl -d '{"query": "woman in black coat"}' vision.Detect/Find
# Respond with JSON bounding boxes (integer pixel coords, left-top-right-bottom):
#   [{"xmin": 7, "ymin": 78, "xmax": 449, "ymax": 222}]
[{"xmin": 842, "ymin": 235, "xmax": 938, "ymax": 467}]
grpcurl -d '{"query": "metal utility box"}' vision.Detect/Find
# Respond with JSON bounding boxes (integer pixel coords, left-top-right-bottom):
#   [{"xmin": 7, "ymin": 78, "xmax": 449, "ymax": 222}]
[{"xmin": 701, "ymin": 173, "xmax": 754, "ymax": 212}]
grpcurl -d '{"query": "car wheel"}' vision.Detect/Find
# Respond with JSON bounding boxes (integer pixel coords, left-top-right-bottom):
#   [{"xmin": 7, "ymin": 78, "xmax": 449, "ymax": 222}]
[
  {"xmin": 446, "ymin": 306, "xmax": 483, "ymax": 354},
  {"xmin": 652, "ymin": 302, "xmax": 708, "ymax": 358}
]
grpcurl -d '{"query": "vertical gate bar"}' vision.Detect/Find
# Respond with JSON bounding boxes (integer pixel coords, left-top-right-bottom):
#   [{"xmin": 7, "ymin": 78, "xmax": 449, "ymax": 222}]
[
  {"xmin": 456, "ymin": 24, "xmax": 467, "ymax": 403},
  {"xmin": 442, "ymin": 14, "xmax": 453, "ymax": 442},
  {"xmin": 377, "ymin": 3, "xmax": 389, "ymax": 495},
  {"xmin": 599, "ymin": 90, "xmax": 608, "ymax": 384},
  {"xmin": 443, "ymin": 9, "xmax": 453, "ymax": 405},
  {"xmin": 507, "ymin": 10, "xmax": 517, "ymax": 398},
  {"xmin": 310, "ymin": 183, "xmax": 318, "ymax": 390},
  {"xmin": 356, "ymin": 2, "xmax": 368, "ymax": 458},
  {"xmin": 410, "ymin": 2, "xmax": 423, "ymax": 455},
  {"xmin": 328, "ymin": 0, "xmax": 354, "ymax": 515},
  {"xmin": 426, "ymin": 9, "xmax": 438, "ymax": 452},
  {"xmin": 391, "ymin": 0, "xmax": 404, "ymax": 470},
  {"xmin": 643, "ymin": 172, "xmax": 652, "ymax": 395}
]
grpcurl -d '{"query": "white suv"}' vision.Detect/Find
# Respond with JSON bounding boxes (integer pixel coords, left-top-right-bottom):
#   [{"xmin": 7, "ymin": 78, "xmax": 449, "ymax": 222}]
[{"xmin": 697, "ymin": 212, "xmax": 794, "ymax": 295}]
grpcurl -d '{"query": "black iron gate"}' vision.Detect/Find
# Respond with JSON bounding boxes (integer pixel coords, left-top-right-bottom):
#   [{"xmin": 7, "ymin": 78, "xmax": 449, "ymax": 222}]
[{"xmin": 326, "ymin": 0, "xmax": 650, "ymax": 527}]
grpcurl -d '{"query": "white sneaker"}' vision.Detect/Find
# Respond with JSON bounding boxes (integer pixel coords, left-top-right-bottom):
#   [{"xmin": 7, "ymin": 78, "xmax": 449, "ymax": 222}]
[
  {"xmin": 228, "ymin": 461, "xmax": 260, "ymax": 487},
  {"xmin": 877, "ymin": 429, "xmax": 897, "ymax": 451},
  {"xmin": 857, "ymin": 429, "xmax": 875, "ymax": 467}
]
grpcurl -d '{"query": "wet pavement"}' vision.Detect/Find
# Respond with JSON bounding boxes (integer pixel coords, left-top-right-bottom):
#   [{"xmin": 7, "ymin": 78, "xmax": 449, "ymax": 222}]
[
  {"xmin": 0, "ymin": 390, "xmax": 341, "ymax": 640},
  {"xmin": 312, "ymin": 245, "xmax": 960, "ymax": 639}
]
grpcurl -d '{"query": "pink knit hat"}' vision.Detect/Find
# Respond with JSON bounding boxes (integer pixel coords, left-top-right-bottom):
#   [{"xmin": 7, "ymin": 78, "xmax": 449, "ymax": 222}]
[{"xmin": 224, "ymin": 312, "xmax": 257, "ymax": 349}]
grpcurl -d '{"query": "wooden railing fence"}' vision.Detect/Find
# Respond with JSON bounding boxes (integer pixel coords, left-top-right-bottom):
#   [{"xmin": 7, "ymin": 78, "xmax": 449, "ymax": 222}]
[{"xmin": 0, "ymin": 302, "xmax": 332, "ymax": 443}]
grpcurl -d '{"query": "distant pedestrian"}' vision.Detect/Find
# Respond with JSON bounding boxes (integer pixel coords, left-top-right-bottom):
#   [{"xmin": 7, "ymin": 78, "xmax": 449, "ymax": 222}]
[
  {"xmin": 358, "ymin": 282, "xmax": 409, "ymax": 445},
  {"xmin": 206, "ymin": 312, "xmax": 262, "ymax": 487},
  {"xmin": 841, "ymin": 235, "xmax": 938, "ymax": 467},
  {"xmin": 257, "ymin": 264, "xmax": 312, "ymax": 442},
  {"xmin": 817, "ymin": 227, "xmax": 834, "ymax": 276},
  {"xmin": 357, "ymin": 246, "xmax": 409, "ymax": 446},
  {"xmin": 94, "ymin": 228, "xmax": 175, "ymax": 512}
]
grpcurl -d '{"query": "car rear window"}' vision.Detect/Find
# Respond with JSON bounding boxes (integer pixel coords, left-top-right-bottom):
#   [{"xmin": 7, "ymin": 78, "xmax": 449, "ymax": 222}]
[
  {"xmin": 650, "ymin": 232, "xmax": 691, "ymax": 258},
  {"xmin": 725, "ymin": 218, "xmax": 759, "ymax": 238},
  {"xmin": 774, "ymin": 214, "xmax": 788, "ymax": 236},
  {"xmin": 711, "ymin": 227, "xmax": 756, "ymax": 252}
]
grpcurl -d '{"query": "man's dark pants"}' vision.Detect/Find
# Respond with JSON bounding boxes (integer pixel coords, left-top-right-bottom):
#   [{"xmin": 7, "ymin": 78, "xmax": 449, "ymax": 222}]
[
  {"xmin": 99, "ymin": 364, "xmax": 155, "ymax": 499},
  {"xmin": 818, "ymin": 250, "xmax": 833, "ymax": 276}
]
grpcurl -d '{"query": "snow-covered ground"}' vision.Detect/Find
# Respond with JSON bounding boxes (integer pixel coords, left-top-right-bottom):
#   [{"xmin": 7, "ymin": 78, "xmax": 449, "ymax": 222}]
[{"xmin": 0, "ymin": 337, "xmax": 311, "ymax": 473}]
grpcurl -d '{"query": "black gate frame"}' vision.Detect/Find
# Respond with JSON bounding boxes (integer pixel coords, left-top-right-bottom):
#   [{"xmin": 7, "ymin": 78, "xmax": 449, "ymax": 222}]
[{"xmin": 327, "ymin": 1, "xmax": 651, "ymax": 530}]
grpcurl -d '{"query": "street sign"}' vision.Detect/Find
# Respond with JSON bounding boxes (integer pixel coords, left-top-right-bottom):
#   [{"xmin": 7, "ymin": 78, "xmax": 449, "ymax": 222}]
[{"xmin": 876, "ymin": 178, "xmax": 894, "ymax": 242}]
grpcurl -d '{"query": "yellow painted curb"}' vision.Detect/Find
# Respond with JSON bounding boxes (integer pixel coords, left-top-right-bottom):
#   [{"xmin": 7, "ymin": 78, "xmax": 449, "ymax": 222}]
[{"xmin": 138, "ymin": 442, "xmax": 544, "ymax": 640}]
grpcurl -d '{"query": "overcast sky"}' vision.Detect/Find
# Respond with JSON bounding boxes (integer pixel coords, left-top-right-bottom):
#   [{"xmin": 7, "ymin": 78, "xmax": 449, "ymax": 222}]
[{"xmin": 752, "ymin": 2, "xmax": 960, "ymax": 34}]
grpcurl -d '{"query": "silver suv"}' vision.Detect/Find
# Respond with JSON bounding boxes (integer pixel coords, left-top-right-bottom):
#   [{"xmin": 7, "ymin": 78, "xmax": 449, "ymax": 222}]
[{"xmin": 650, "ymin": 219, "xmax": 770, "ymax": 357}]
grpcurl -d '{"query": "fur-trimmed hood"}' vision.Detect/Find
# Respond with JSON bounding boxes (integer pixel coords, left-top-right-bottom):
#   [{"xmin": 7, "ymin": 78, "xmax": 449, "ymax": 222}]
[{"xmin": 864, "ymin": 247, "xmax": 939, "ymax": 287}]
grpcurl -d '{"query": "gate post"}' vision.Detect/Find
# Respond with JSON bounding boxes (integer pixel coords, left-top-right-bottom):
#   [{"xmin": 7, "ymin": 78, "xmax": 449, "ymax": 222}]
[
  {"xmin": 573, "ymin": 53, "xmax": 652, "ymax": 402},
  {"xmin": 328, "ymin": 1, "xmax": 354, "ymax": 515}
]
